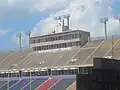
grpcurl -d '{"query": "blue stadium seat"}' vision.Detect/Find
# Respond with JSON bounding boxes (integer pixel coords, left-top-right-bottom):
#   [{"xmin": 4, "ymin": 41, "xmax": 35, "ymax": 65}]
[
  {"xmin": 10, "ymin": 79, "xmax": 30, "ymax": 90},
  {"xmin": 50, "ymin": 78, "xmax": 75, "ymax": 90},
  {"xmin": 0, "ymin": 80, "xmax": 18, "ymax": 90},
  {"xmin": 22, "ymin": 78, "xmax": 47, "ymax": 90}
]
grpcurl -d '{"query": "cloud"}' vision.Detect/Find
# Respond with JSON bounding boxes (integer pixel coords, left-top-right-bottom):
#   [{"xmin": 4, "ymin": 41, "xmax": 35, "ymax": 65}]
[
  {"xmin": 7, "ymin": 0, "xmax": 71, "ymax": 13},
  {"xmin": 31, "ymin": 0, "xmax": 119, "ymax": 37},
  {"xmin": 0, "ymin": 29, "xmax": 11, "ymax": 38}
]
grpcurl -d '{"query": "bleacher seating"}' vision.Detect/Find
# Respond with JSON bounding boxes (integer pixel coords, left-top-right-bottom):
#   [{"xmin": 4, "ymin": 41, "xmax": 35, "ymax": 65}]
[
  {"xmin": 37, "ymin": 78, "xmax": 59, "ymax": 90},
  {"xmin": 25, "ymin": 50, "xmax": 68, "ymax": 69},
  {"xmin": 10, "ymin": 79, "xmax": 30, "ymax": 90},
  {"xmin": 0, "ymin": 37, "xmax": 120, "ymax": 90},
  {"xmin": 53, "ymin": 49, "xmax": 78, "ymax": 67},
  {"xmin": 83, "ymin": 39, "xmax": 119, "ymax": 65},
  {"xmin": 67, "ymin": 48, "xmax": 95, "ymax": 66},
  {"xmin": 66, "ymin": 81, "xmax": 76, "ymax": 90},
  {"xmin": 0, "ymin": 37, "xmax": 120, "ymax": 70},
  {"xmin": 50, "ymin": 78, "xmax": 75, "ymax": 90},
  {"xmin": 83, "ymin": 40, "xmax": 103, "ymax": 48},
  {"xmin": 21, "ymin": 78, "xmax": 47, "ymax": 90},
  {"xmin": 0, "ymin": 80, "xmax": 18, "ymax": 90},
  {"xmin": 0, "ymin": 80, "xmax": 7, "ymax": 89},
  {"xmin": 0, "ymin": 52, "xmax": 9, "ymax": 61}
]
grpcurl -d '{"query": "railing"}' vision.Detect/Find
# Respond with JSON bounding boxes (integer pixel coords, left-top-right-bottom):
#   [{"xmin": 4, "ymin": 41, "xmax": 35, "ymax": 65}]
[
  {"xmin": 81, "ymin": 40, "xmax": 105, "ymax": 64},
  {"xmin": 104, "ymin": 38, "xmax": 120, "ymax": 57}
]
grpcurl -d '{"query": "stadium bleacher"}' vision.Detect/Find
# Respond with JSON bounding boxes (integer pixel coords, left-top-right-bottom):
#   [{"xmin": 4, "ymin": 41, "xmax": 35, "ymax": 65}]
[
  {"xmin": 0, "ymin": 37, "xmax": 120, "ymax": 90},
  {"xmin": 66, "ymin": 81, "xmax": 76, "ymax": 90},
  {"xmin": 50, "ymin": 78, "xmax": 75, "ymax": 90}
]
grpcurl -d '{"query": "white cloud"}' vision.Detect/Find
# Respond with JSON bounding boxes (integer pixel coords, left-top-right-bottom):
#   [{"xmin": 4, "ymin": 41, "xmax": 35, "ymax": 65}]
[
  {"xmin": 31, "ymin": 0, "xmax": 119, "ymax": 37},
  {"xmin": 0, "ymin": 29, "xmax": 11, "ymax": 38},
  {"xmin": 7, "ymin": 0, "xmax": 71, "ymax": 13},
  {"xmin": 1, "ymin": 0, "xmax": 119, "ymax": 38}
]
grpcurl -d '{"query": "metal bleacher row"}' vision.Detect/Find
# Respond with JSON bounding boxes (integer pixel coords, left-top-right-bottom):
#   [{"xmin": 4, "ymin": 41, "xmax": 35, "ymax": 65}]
[{"xmin": 0, "ymin": 37, "xmax": 120, "ymax": 90}]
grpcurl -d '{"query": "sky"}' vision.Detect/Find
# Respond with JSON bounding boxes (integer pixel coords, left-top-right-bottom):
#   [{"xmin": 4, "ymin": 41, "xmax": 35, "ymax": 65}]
[{"xmin": 0, "ymin": 0, "xmax": 120, "ymax": 51}]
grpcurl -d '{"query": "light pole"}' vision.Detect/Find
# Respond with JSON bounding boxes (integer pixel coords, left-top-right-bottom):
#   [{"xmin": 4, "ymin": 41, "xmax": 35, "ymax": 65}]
[
  {"xmin": 26, "ymin": 31, "xmax": 31, "ymax": 49},
  {"xmin": 100, "ymin": 17, "xmax": 108, "ymax": 40},
  {"xmin": 16, "ymin": 33, "xmax": 22, "ymax": 50},
  {"xmin": 114, "ymin": 14, "xmax": 120, "ymax": 29}
]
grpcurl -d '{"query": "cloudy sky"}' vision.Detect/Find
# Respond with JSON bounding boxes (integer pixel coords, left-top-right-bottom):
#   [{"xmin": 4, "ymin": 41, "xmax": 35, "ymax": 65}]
[{"xmin": 0, "ymin": 0, "xmax": 120, "ymax": 51}]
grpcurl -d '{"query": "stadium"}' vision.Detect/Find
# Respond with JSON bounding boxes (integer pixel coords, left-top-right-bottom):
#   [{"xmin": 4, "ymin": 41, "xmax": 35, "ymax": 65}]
[{"xmin": 0, "ymin": 14, "xmax": 120, "ymax": 90}]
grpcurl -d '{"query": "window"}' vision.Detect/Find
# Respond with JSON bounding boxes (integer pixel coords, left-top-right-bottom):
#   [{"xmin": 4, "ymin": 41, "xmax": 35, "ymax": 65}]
[
  {"xmin": 58, "ymin": 36, "xmax": 63, "ymax": 40},
  {"xmin": 72, "ymin": 34, "xmax": 75, "ymax": 39},
  {"xmin": 68, "ymin": 35, "xmax": 72, "ymax": 40},
  {"xmin": 37, "ymin": 39, "xmax": 40, "ymax": 43},
  {"xmin": 64, "ymin": 35, "xmax": 68, "ymax": 40},
  {"xmin": 33, "ymin": 40, "xmax": 36, "ymax": 43},
  {"xmin": 75, "ymin": 33, "xmax": 78, "ymax": 38}
]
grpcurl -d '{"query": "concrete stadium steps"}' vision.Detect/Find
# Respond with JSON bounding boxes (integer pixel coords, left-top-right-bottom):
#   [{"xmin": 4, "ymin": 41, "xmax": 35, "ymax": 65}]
[
  {"xmin": 106, "ymin": 40, "xmax": 120, "ymax": 59},
  {"xmin": 25, "ymin": 51, "xmax": 68, "ymax": 68},
  {"xmin": 0, "ymin": 80, "xmax": 18, "ymax": 90},
  {"xmin": 83, "ymin": 40, "xmax": 103, "ymax": 48},
  {"xmin": 67, "ymin": 48, "xmax": 95, "ymax": 66},
  {"xmin": 0, "ymin": 51, "xmax": 28, "ymax": 70},
  {"xmin": 21, "ymin": 78, "xmax": 47, "ymax": 90},
  {"xmin": 112, "ymin": 48, "xmax": 120, "ymax": 59},
  {"xmin": 37, "ymin": 78, "xmax": 60, "ymax": 90},
  {"xmin": 15, "ymin": 51, "xmax": 36, "ymax": 69},
  {"xmin": 0, "ymin": 52, "xmax": 9, "ymax": 61},
  {"xmin": 40, "ymin": 51, "xmax": 73, "ymax": 68},
  {"xmin": 0, "ymin": 52, "xmax": 20, "ymax": 69},
  {"xmin": 3, "ymin": 50, "xmax": 31, "ymax": 70},
  {"xmin": 9, "ymin": 79, "xmax": 30, "ymax": 90},
  {"xmin": 84, "ymin": 39, "xmax": 118, "ymax": 64},
  {"xmin": 66, "ymin": 81, "xmax": 76, "ymax": 90},
  {"xmin": 53, "ymin": 49, "xmax": 79, "ymax": 67},
  {"xmin": 49, "ymin": 78, "xmax": 75, "ymax": 90}
]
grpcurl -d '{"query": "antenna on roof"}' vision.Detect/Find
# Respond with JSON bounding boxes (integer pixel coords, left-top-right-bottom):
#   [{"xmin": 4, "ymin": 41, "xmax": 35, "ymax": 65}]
[{"xmin": 54, "ymin": 14, "xmax": 70, "ymax": 32}]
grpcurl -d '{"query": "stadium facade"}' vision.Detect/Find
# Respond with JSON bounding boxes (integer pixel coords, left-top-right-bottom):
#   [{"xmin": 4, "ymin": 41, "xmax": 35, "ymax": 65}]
[{"xmin": 30, "ymin": 30, "xmax": 90, "ymax": 51}]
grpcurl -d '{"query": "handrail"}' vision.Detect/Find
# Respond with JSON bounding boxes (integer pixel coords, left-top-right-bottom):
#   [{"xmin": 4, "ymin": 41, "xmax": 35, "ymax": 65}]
[
  {"xmin": 104, "ymin": 38, "xmax": 120, "ymax": 57},
  {"xmin": 65, "ymin": 48, "xmax": 81, "ymax": 66},
  {"xmin": 4, "ymin": 53, "xmax": 22, "ymax": 69},
  {"xmin": 81, "ymin": 40, "xmax": 105, "ymax": 64},
  {"xmin": 0, "ymin": 52, "xmax": 13, "ymax": 65},
  {"xmin": 14, "ymin": 52, "xmax": 33, "ymax": 69},
  {"xmin": 66, "ymin": 81, "xmax": 76, "ymax": 90}
]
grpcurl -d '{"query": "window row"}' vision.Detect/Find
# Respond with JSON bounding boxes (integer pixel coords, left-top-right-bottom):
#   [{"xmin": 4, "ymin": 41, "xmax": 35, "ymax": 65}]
[
  {"xmin": 33, "ymin": 41, "xmax": 81, "ymax": 51},
  {"xmin": 31, "ymin": 33, "xmax": 81, "ymax": 44}
]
